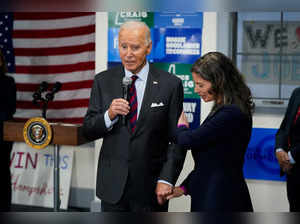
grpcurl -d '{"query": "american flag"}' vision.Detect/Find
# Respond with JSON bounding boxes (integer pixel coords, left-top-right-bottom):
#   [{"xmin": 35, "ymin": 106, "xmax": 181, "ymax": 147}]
[{"xmin": 0, "ymin": 12, "xmax": 95, "ymax": 124}]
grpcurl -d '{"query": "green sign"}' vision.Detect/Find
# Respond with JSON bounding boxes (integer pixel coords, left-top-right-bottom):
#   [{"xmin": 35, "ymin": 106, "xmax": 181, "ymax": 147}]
[
  {"xmin": 109, "ymin": 12, "xmax": 154, "ymax": 28},
  {"xmin": 153, "ymin": 63, "xmax": 198, "ymax": 98}
]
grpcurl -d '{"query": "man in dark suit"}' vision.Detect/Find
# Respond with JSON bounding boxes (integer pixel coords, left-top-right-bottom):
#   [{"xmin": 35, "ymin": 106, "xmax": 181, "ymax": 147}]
[
  {"xmin": 275, "ymin": 87, "xmax": 300, "ymax": 211},
  {"xmin": 83, "ymin": 21, "xmax": 186, "ymax": 211}
]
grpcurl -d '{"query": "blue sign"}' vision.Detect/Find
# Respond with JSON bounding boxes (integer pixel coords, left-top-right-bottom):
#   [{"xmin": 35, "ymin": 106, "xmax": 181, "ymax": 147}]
[
  {"xmin": 183, "ymin": 98, "xmax": 201, "ymax": 130},
  {"xmin": 108, "ymin": 28, "xmax": 120, "ymax": 62},
  {"xmin": 152, "ymin": 28, "xmax": 202, "ymax": 64},
  {"xmin": 243, "ymin": 128, "xmax": 285, "ymax": 181},
  {"xmin": 154, "ymin": 12, "xmax": 203, "ymax": 28}
]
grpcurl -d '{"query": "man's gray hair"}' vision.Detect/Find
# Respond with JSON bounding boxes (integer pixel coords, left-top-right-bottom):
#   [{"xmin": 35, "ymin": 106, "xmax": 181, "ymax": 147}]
[{"xmin": 119, "ymin": 20, "xmax": 152, "ymax": 46}]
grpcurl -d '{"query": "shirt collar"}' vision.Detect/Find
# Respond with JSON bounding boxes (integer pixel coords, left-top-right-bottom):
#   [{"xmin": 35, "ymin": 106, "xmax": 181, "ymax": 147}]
[{"xmin": 124, "ymin": 61, "xmax": 149, "ymax": 82}]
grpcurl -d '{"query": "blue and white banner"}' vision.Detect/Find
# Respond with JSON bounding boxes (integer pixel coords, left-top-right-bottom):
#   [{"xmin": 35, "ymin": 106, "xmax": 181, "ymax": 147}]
[
  {"xmin": 154, "ymin": 12, "xmax": 203, "ymax": 28},
  {"xmin": 243, "ymin": 128, "xmax": 285, "ymax": 181},
  {"xmin": 183, "ymin": 98, "xmax": 201, "ymax": 130},
  {"xmin": 152, "ymin": 28, "xmax": 202, "ymax": 64}
]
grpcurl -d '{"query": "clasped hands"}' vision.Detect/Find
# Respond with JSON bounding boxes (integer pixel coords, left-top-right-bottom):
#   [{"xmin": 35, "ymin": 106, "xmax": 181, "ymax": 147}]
[
  {"xmin": 276, "ymin": 150, "xmax": 293, "ymax": 174},
  {"xmin": 155, "ymin": 183, "xmax": 185, "ymax": 205}
]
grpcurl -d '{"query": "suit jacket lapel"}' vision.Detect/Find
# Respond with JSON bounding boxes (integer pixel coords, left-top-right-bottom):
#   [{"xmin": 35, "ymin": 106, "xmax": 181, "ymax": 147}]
[
  {"xmin": 132, "ymin": 66, "xmax": 159, "ymax": 136},
  {"xmin": 201, "ymin": 105, "xmax": 222, "ymax": 125}
]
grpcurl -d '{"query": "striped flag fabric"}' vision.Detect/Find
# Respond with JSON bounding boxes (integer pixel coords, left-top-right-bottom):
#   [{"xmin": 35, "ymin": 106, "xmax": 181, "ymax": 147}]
[{"xmin": 0, "ymin": 12, "xmax": 95, "ymax": 124}]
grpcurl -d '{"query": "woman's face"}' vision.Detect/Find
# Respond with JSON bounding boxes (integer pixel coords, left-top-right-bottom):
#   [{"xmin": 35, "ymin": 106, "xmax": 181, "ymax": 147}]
[{"xmin": 192, "ymin": 72, "xmax": 215, "ymax": 102}]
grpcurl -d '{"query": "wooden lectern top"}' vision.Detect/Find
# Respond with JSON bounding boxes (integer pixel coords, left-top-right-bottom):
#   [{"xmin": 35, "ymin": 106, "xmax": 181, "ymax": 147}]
[{"xmin": 3, "ymin": 121, "xmax": 89, "ymax": 146}]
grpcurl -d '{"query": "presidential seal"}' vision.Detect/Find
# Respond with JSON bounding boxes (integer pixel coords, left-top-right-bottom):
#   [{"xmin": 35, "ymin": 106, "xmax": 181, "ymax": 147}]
[{"xmin": 23, "ymin": 117, "xmax": 52, "ymax": 149}]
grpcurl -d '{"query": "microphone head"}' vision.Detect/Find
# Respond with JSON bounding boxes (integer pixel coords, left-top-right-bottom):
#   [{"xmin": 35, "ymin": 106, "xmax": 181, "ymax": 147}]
[
  {"xmin": 45, "ymin": 82, "xmax": 62, "ymax": 102},
  {"xmin": 40, "ymin": 81, "xmax": 48, "ymax": 92},
  {"xmin": 122, "ymin": 76, "xmax": 132, "ymax": 87},
  {"xmin": 32, "ymin": 81, "xmax": 48, "ymax": 103},
  {"xmin": 52, "ymin": 82, "xmax": 62, "ymax": 94}
]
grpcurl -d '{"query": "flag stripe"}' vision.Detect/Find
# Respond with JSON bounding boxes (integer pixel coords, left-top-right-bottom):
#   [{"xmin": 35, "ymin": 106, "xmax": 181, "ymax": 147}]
[
  {"xmin": 13, "ymin": 24, "xmax": 95, "ymax": 39},
  {"xmin": 16, "ymin": 80, "xmax": 93, "ymax": 92},
  {"xmin": 15, "ymin": 108, "xmax": 87, "ymax": 118},
  {"xmin": 15, "ymin": 43, "xmax": 95, "ymax": 57},
  {"xmin": 13, "ymin": 33, "xmax": 95, "ymax": 49},
  {"xmin": 13, "ymin": 12, "xmax": 95, "ymax": 20},
  {"xmin": 15, "ymin": 117, "xmax": 84, "ymax": 124},
  {"xmin": 13, "ymin": 70, "xmax": 94, "ymax": 84},
  {"xmin": 17, "ymin": 89, "xmax": 91, "ymax": 102},
  {"xmin": 15, "ymin": 51, "xmax": 95, "ymax": 66},
  {"xmin": 17, "ymin": 99, "xmax": 90, "ymax": 109},
  {"xmin": 15, "ymin": 61, "xmax": 95, "ymax": 74},
  {"xmin": 14, "ymin": 14, "xmax": 95, "ymax": 30}
]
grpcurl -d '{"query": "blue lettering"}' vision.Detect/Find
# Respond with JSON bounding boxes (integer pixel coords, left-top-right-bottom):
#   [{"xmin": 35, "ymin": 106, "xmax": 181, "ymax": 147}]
[
  {"xmin": 60, "ymin": 155, "xmax": 69, "ymax": 170},
  {"xmin": 251, "ymin": 52, "xmax": 270, "ymax": 79}
]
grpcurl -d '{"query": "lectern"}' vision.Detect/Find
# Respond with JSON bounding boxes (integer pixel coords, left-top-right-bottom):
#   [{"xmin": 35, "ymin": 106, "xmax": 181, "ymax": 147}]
[{"xmin": 3, "ymin": 121, "xmax": 89, "ymax": 212}]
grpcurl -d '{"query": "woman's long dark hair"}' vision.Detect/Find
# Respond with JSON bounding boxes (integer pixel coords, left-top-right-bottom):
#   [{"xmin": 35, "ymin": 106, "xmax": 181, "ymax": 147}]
[{"xmin": 191, "ymin": 52, "xmax": 255, "ymax": 116}]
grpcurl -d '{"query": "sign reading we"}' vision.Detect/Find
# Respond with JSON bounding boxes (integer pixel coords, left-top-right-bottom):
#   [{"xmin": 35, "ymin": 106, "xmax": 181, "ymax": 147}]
[{"xmin": 242, "ymin": 21, "xmax": 300, "ymax": 85}]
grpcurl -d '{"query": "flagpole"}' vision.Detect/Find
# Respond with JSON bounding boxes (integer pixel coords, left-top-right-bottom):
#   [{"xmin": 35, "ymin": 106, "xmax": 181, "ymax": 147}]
[{"xmin": 53, "ymin": 144, "xmax": 61, "ymax": 212}]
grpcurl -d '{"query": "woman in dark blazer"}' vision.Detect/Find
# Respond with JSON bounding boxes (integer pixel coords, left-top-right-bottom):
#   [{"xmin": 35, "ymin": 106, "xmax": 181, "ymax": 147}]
[
  {"xmin": 167, "ymin": 52, "xmax": 254, "ymax": 212},
  {"xmin": 0, "ymin": 49, "xmax": 16, "ymax": 211}
]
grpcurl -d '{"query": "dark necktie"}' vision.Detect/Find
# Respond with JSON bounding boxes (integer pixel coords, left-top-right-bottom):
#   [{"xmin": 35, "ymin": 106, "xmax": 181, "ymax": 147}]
[
  {"xmin": 293, "ymin": 106, "xmax": 300, "ymax": 124},
  {"xmin": 288, "ymin": 106, "xmax": 300, "ymax": 147},
  {"xmin": 128, "ymin": 75, "xmax": 138, "ymax": 133}
]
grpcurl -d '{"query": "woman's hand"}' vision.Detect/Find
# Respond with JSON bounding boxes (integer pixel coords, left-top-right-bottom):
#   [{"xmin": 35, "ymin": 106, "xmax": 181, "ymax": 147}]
[
  {"xmin": 177, "ymin": 111, "xmax": 189, "ymax": 128},
  {"xmin": 166, "ymin": 186, "xmax": 185, "ymax": 200}
]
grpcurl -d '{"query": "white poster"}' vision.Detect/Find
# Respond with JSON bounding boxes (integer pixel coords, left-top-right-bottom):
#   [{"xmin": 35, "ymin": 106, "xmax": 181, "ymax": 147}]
[
  {"xmin": 10, "ymin": 142, "xmax": 74, "ymax": 210},
  {"xmin": 242, "ymin": 21, "xmax": 300, "ymax": 98}
]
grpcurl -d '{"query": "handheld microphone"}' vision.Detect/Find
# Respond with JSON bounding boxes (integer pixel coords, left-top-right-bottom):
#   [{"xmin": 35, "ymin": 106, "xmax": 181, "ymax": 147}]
[
  {"xmin": 46, "ymin": 82, "xmax": 62, "ymax": 102},
  {"xmin": 122, "ymin": 77, "xmax": 132, "ymax": 125},
  {"xmin": 33, "ymin": 81, "xmax": 48, "ymax": 105}
]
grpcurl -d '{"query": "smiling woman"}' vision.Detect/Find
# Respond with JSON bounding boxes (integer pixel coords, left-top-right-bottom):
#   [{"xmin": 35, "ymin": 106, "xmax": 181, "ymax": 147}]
[{"xmin": 168, "ymin": 51, "xmax": 255, "ymax": 212}]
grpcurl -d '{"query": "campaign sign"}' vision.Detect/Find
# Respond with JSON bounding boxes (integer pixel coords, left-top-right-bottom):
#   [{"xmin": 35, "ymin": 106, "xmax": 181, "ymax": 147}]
[
  {"xmin": 153, "ymin": 62, "xmax": 198, "ymax": 99},
  {"xmin": 243, "ymin": 128, "xmax": 285, "ymax": 181},
  {"xmin": 152, "ymin": 28, "xmax": 202, "ymax": 64},
  {"xmin": 183, "ymin": 98, "xmax": 201, "ymax": 130},
  {"xmin": 108, "ymin": 12, "xmax": 154, "ymax": 28},
  {"xmin": 154, "ymin": 12, "xmax": 203, "ymax": 28},
  {"xmin": 10, "ymin": 143, "xmax": 74, "ymax": 209},
  {"xmin": 108, "ymin": 28, "xmax": 121, "ymax": 62}
]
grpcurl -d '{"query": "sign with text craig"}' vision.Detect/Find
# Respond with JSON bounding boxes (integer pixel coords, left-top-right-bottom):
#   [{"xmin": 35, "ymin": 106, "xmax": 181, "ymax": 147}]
[{"xmin": 10, "ymin": 142, "xmax": 74, "ymax": 209}]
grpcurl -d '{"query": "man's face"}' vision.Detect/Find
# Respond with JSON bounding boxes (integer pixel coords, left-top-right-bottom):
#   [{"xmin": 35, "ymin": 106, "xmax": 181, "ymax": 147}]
[{"xmin": 118, "ymin": 27, "xmax": 152, "ymax": 74}]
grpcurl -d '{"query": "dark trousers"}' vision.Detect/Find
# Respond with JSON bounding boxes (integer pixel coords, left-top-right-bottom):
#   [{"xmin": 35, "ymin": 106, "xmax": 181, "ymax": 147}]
[
  {"xmin": 101, "ymin": 174, "xmax": 168, "ymax": 212},
  {"xmin": 287, "ymin": 167, "xmax": 300, "ymax": 212},
  {"xmin": 0, "ymin": 142, "xmax": 12, "ymax": 212}
]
